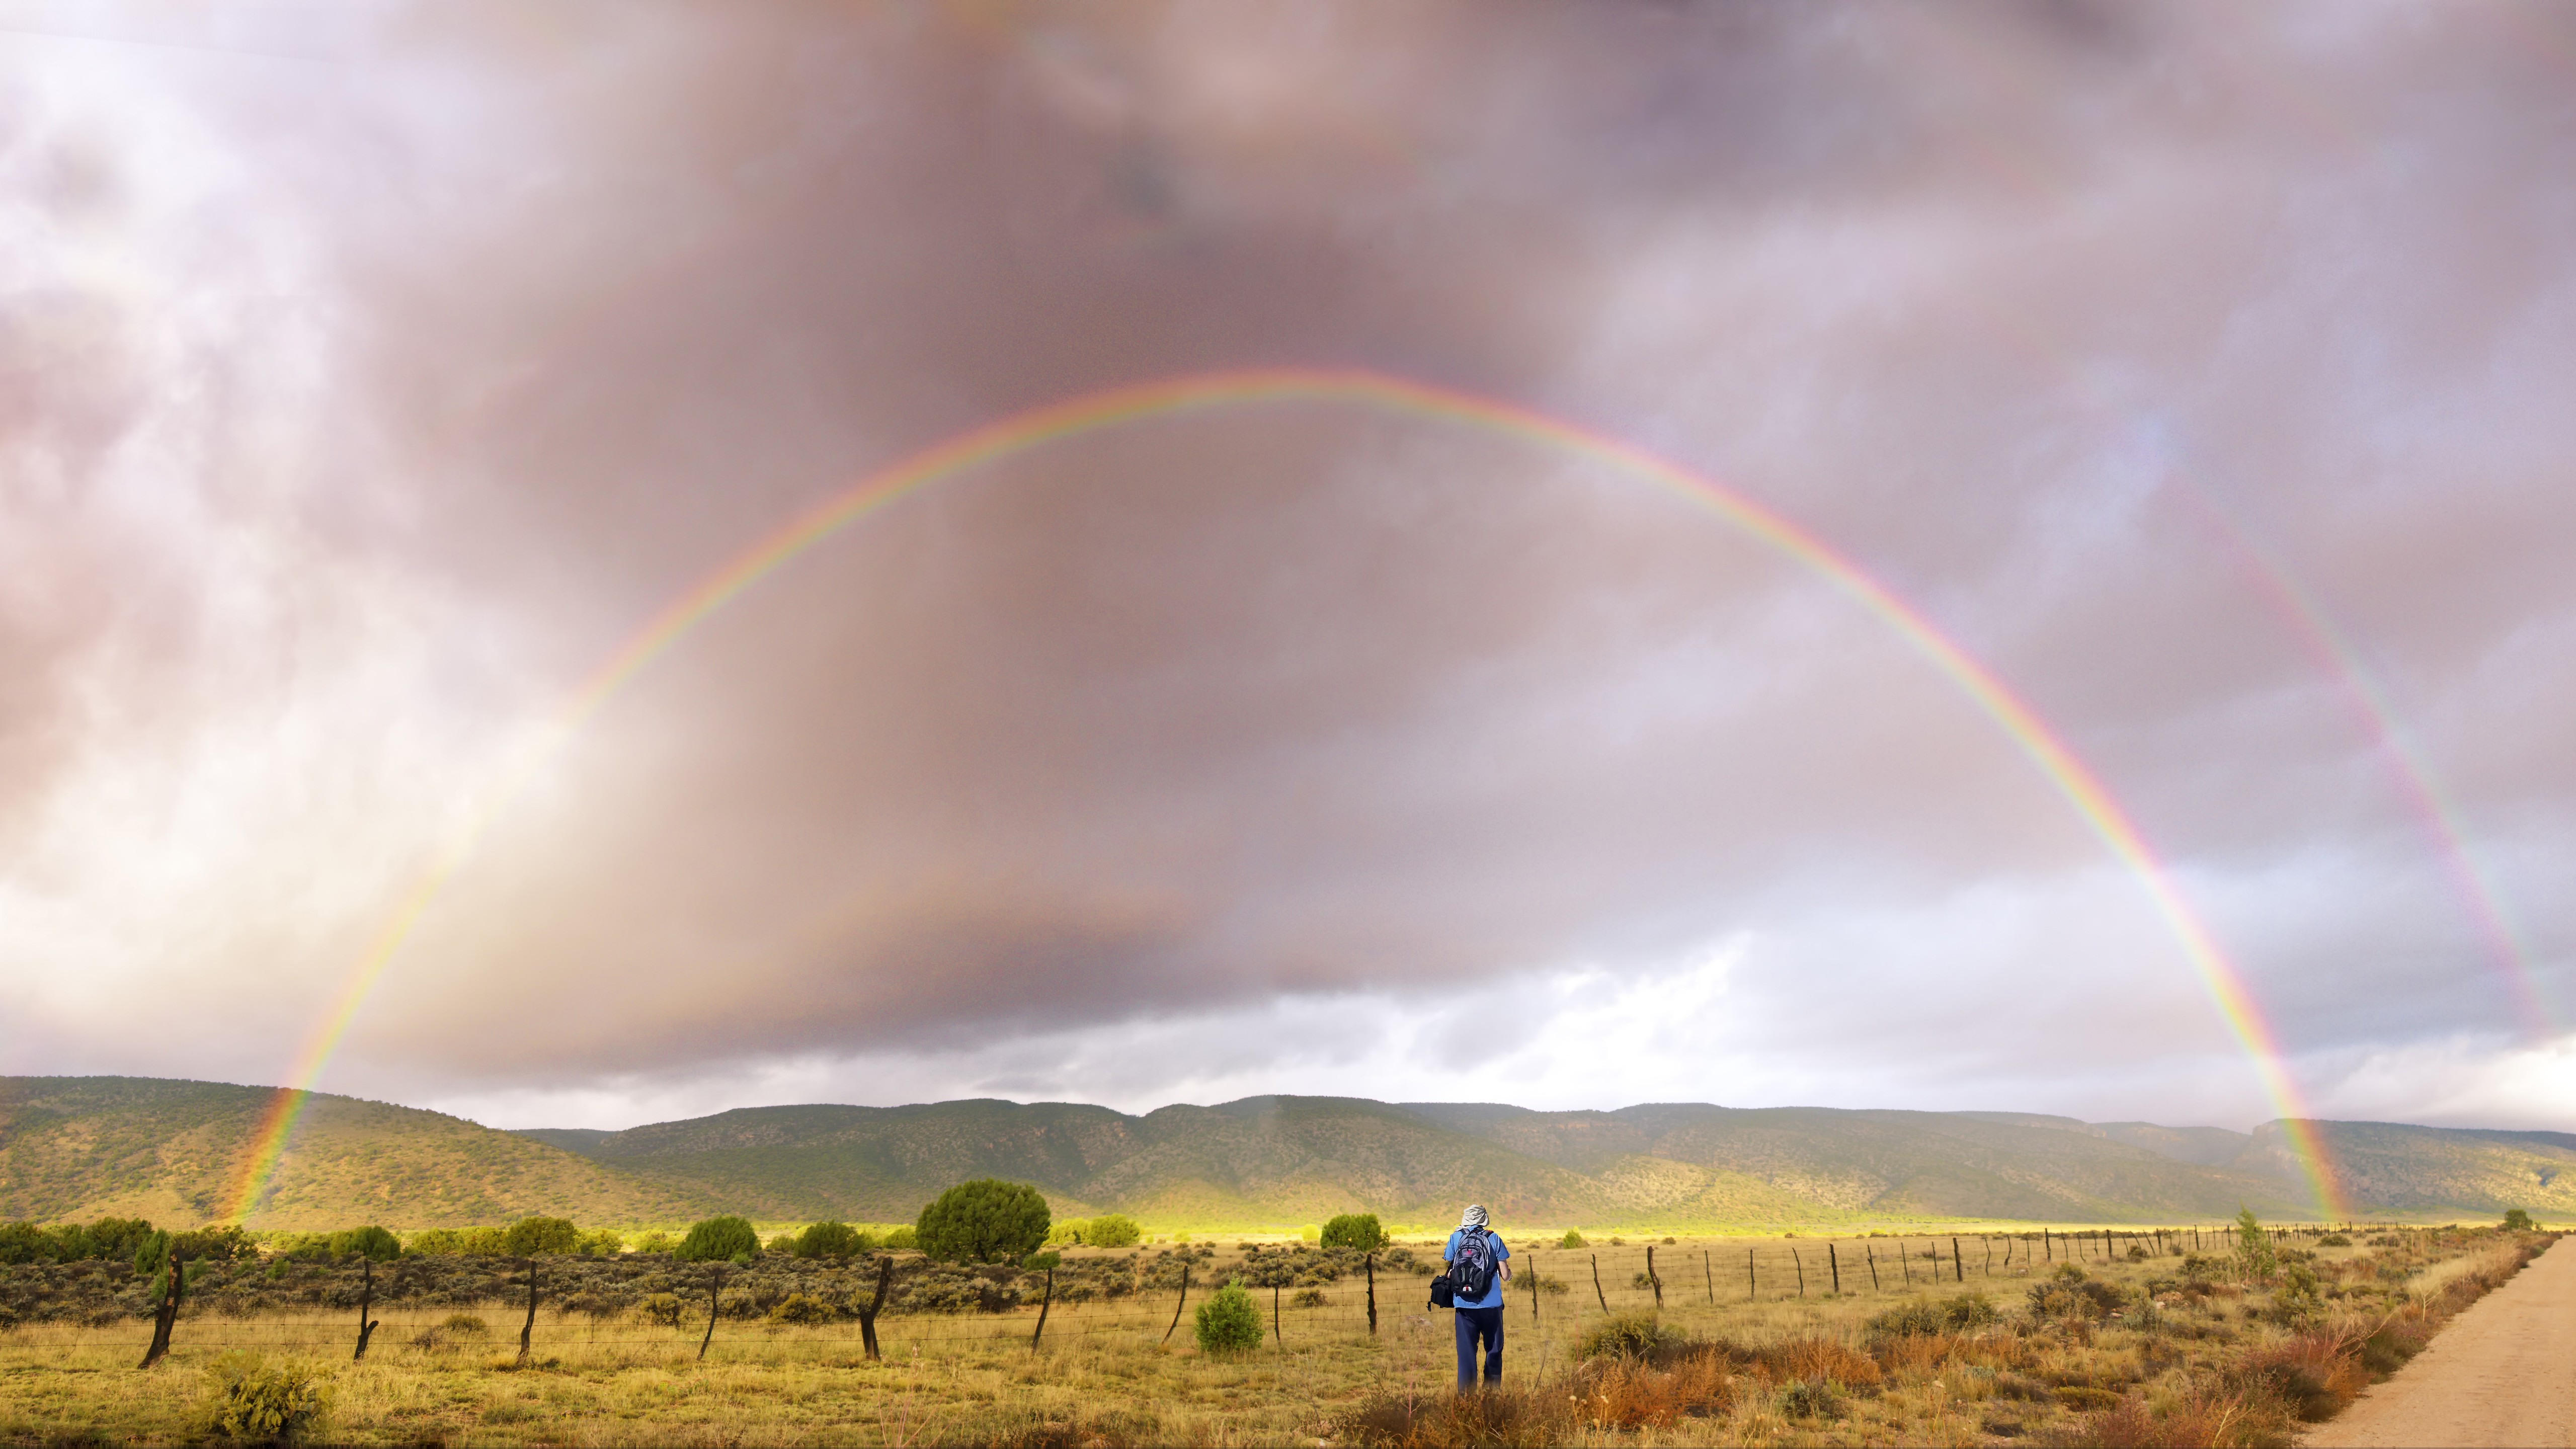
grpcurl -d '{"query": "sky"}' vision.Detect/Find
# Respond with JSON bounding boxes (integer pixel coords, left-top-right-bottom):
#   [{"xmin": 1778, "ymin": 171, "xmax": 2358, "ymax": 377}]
[{"xmin": 5, "ymin": 2, "xmax": 2575, "ymax": 1135}]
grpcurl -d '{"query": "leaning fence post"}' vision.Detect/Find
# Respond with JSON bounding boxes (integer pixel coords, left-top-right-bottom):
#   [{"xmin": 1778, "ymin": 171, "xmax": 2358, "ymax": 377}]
[
  {"xmin": 1160, "ymin": 1266, "xmax": 1191, "ymax": 1346},
  {"xmin": 1952, "ymin": 1238, "xmax": 1963, "ymax": 1282},
  {"xmin": 1900, "ymin": 1240, "xmax": 1910, "ymax": 1286},
  {"xmin": 1271, "ymin": 1280, "xmax": 1281, "ymax": 1348},
  {"xmin": 137, "ymin": 1249, "xmax": 185, "ymax": 1369},
  {"xmin": 1792, "ymin": 1248, "xmax": 1804, "ymax": 1297},
  {"xmin": 1703, "ymin": 1249, "xmax": 1714, "ymax": 1304},
  {"xmin": 1828, "ymin": 1242, "xmax": 1840, "ymax": 1295},
  {"xmin": 354, "ymin": 1257, "xmax": 379, "ymax": 1361},
  {"xmin": 1646, "ymin": 1245, "xmax": 1662, "ymax": 1309},
  {"xmin": 858, "ymin": 1256, "xmax": 891, "ymax": 1360},
  {"xmin": 1592, "ymin": 1254, "xmax": 1609, "ymax": 1313},
  {"xmin": 1866, "ymin": 1243, "xmax": 1880, "ymax": 1292},
  {"xmin": 517, "ymin": 1257, "xmax": 540, "ymax": 1366},
  {"xmin": 1530, "ymin": 1252, "xmax": 1541, "ymax": 1326},
  {"xmin": 698, "ymin": 1265, "xmax": 725, "ymax": 1362},
  {"xmin": 1031, "ymin": 1267, "xmax": 1055, "ymax": 1351}
]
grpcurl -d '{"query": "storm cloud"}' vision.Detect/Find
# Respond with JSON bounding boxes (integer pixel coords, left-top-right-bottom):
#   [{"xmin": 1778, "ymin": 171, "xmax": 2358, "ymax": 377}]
[{"xmin": 5, "ymin": 2, "xmax": 2574, "ymax": 1132}]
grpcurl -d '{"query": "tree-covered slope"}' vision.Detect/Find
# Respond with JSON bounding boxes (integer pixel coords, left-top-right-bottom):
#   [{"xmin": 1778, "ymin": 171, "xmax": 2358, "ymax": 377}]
[{"xmin": 0, "ymin": 1078, "xmax": 717, "ymax": 1230}]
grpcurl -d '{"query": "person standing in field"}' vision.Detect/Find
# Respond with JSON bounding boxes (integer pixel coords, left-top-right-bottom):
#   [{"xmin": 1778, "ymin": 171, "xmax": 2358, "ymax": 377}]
[{"xmin": 1445, "ymin": 1203, "xmax": 1512, "ymax": 1390}]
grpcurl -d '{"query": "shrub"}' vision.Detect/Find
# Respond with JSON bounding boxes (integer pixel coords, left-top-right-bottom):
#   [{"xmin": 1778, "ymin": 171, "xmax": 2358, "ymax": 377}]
[
  {"xmin": 1867, "ymin": 1292, "xmax": 1997, "ymax": 1337},
  {"xmin": 2233, "ymin": 1207, "xmax": 2277, "ymax": 1281},
  {"xmin": 768, "ymin": 1293, "xmax": 834, "ymax": 1325},
  {"xmin": 577, "ymin": 1228, "xmax": 624, "ymax": 1256},
  {"xmin": 629, "ymin": 1230, "xmax": 676, "ymax": 1255},
  {"xmin": 441, "ymin": 1313, "xmax": 489, "ymax": 1335},
  {"xmin": 1777, "ymin": 1377, "xmax": 1844, "ymax": 1421},
  {"xmin": 1320, "ymin": 1214, "xmax": 1385, "ymax": 1252},
  {"xmin": 1193, "ymin": 1281, "xmax": 1265, "ymax": 1354},
  {"xmin": 916, "ymin": 1180, "xmax": 1051, "ymax": 1265},
  {"xmin": 1291, "ymin": 1287, "xmax": 1329, "ymax": 1309},
  {"xmin": 1661, "ymin": 1236, "xmax": 1677, "ymax": 1245},
  {"xmin": 673, "ymin": 1216, "xmax": 761, "ymax": 1264},
  {"xmin": 792, "ymin": 1221, "xmax": 869, "ymax": 1259},
  {"xmin": 638, "ymin": 1295, "xmax": 688, "ymax": 1328},
  {"xmin": 1045, "ymin": 1218, "xmax": 1090, "ymax": 1247},
  {"xmin": 2054, "ymin": 1385, "xmax": 2125, "ymax": 1412},
  {"xmin": 1576, "ymin": 1311, "xmax": 1684, "ymax": 1361},
  {"xmin": 2318, "ymin": 1232, "xmax": 2352, "ymax": 1247},
  {"xmin": 1086, "ymin": 1213, "xmax": 1143, "ymax": 1248},
  {"xmin": 503, "ymin": 1216, "xmax": 579, "ymax": 1257},
  {"xmin": 327, "ymin": 1226, "xmax": 400, "ymax": 1262},
  {"xmin": 881, "ymin": 1226, "xmax": 919, "ymax": 1251},
  {"xmin": 174, "ymin": 1226, "xmax": 253, "ymax": 1262},
  {"xmin": 203, "ymin": 1353, "xmax": 330, "ymax": 1445},
  {"xmin": 1560, "ymin": 1229, "xmax": 1586, "ymax": 1249},
  {"xmin": 2504, "ymin": 1209, "xmax": 2535, "ymax": 1232},
  {"xmin": 404, "ymin": 1229, "xmax": 464, "ymax": 1256}
]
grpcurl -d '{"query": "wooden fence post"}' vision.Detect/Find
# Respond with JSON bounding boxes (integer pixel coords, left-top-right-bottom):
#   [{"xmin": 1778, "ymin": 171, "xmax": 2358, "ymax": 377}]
[
  {"xmin": 354, "ymin": 1257, "xmax": 379, "ymax": 1361},
  {"xmin": 698, "ymin": 1265, "xmax": 725, "ymax": 1362},
  {"xmin": 1702, "ymin": 1249, "xmax": 1714, "ymax": 1304},
  {"xmin": 1745, "ymin": 1248, "xmax": 1754, "ymax": 1301},
  {"xmin": 1032, "ymin": 1268, "xmax": 1056, "ymax": 1351},
  {"xmin": 1160, "ymin": 1266, "xmax": 1192, "ymax": 1347},
  {"xmin": 859, "ymin": 1257, "xmax": 891, "ymax": 1360},
  {"xmin": 1592, "ymin": 1254, "xmax": 1610, "ymax": 1313},
  {"xmin": 1867, "ymin": 1244, "xmax": 1880, "ymax": 1292},
  {"xmin": 1531, "ymin": 1253, "xmax": 1541, "ymax": 1326},
  {"xmin": 1828, "ymin": 1243, "xmax": 1840, "ymax": 1295},
  {"xmin": 1900, "ymin": 1240, "xmax": 1910, "ymax": 1286},
  {"xmin": 1365, "ymin": 1253, "xmax": 1377, "ymax": 1336},
  {"xmin": 1952, "ymin": 1238, "xmax": 1963, "ymax": 1282},
  {"xmin": 1646, "ymin": 1246, "xmax": 1662, "ymax": 1309},
  {"xmin": 1983, "ymin": 1238, "xmax": 1992, "ymax": 1276},
  {"xmin": 137, "ymin": 1251, "xmax": 185, "ymax": 1369},
  {"xmin": 1271, "ymin": 1281, "xmax": 1281, "ymax": 1348},
  {"xmin": 1792, "ymin": 1248, "xmax": 1804, "ymax": 1297},
  {"xmin": 518, "ymin": 1257, "xmax": 540, "ymax": 1366}
]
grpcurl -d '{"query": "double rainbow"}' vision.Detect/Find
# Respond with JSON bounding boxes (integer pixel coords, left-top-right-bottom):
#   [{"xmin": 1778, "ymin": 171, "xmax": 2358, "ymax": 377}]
[{"xmin": 220, "ymin": 368, "xmax": 2345, "ymax": 1222}]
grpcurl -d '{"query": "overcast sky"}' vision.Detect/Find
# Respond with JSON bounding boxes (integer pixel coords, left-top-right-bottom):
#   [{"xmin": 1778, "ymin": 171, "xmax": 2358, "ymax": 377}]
[{"xmin": 6, "ymin": 2, "xmax": 2574, "ymax": 1134}]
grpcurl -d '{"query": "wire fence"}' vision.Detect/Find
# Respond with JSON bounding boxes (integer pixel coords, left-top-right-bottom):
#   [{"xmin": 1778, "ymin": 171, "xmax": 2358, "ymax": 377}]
[{"xmin": 1, "ymin": 1222, "xmax": 2397, "ymax": 1362}]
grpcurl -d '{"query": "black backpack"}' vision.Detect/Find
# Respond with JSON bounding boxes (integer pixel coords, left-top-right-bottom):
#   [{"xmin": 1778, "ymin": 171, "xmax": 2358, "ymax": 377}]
[{"xmin": 1448, "ymin": 1229, "xmax": 1498, "ymax": 1301}]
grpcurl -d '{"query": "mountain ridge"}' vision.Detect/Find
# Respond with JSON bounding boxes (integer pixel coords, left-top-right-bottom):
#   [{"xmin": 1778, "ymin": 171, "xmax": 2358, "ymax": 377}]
[{"xmin": 8, "ymin": 1076, "xmax": 2573, "ymax": 1231}]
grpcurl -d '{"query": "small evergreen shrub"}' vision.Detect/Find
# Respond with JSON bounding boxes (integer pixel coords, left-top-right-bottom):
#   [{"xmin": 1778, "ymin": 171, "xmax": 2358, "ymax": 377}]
[
  {"xmin": 441, "ymin": 1314, "xmax": 489, "ymax": 1335},
  {"xmin": 1320, "ymin": 1214, "xmax": 1384, "ymax": 1252},
  {"xmin": 203, "ymin": 1353, "xmax": 330, "ymax": 1445},
  {"xmin": 2318, "ymin": 1233, "xmax": 2353, "ymax": 1248},
  {"xmin": 2503, "ymin": 1209, "xmax": 2535, "ymax": 1232},
  {"xmin": 1559, "ymin": 1229, "xmax": 1585, "ymax": 1249},
  {"xmin": 1086, "ymin": 1214, "xmax": 1142, "ymax": 1248},
  {"xmin": 916, "ymin": 1180, "xmax": 1051, "ymax": 1265},
  {"xmin": 327, "ymin": 1226, "xmax": 401, "ymax": 1262},
  {"xmin": 881, "ymin": 1226, "xmax": 918, "ymax": 1251},
  {"xmin": 1292, "ymin": 1287, "xmax": 1329, "ymax": 1309},
  {"xmin": 793, "ymin": 1221, "xmax": 868, "ymax": 1259},
  {"xmin": 503, "ymin": 1217, "xmax": 579, "ymax": 1257},
  {"xmin": 674, "ymin": 1216, "xmax": 761, "ymax": 1264},
  {"xmin": 630, "ymin": 1230, "xmax": 677, "ymax": 1254},
  {"xmin": 576, "ymin": 1228, "xmax": 624, "ymax": 1256},
  {"xmin": 1777, "ymin": 1377, "xmax": 1843, "ymax": 1421},
  {"xmin": 1193, "ymin": 1281, "xmax": 1265, "ymax": 1355}
]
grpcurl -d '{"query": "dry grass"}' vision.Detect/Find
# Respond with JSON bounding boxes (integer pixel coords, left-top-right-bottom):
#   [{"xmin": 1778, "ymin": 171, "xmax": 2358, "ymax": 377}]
[{"xmin": 0, "ymin": 1228, "xmax": 2546, "ymax": 1445}]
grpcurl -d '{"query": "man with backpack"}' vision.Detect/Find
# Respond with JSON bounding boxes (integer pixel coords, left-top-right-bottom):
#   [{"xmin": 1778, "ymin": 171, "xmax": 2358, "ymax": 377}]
[{"xmin": 1443, "ymin": 1203, "xmax": 1512, "ymax": 1390}]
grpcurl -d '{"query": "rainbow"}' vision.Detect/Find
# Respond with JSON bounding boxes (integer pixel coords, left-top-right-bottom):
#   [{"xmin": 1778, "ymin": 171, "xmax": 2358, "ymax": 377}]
[{"xmin": 220, "ymin": 367, "xmax": 2346, "ymax": 1221}]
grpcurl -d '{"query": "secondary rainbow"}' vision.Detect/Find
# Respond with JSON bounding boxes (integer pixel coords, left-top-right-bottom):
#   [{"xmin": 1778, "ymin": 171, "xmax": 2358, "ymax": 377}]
[{"xmin": 221, "ymin": 367, "xmax": 2347, "ymax": 1221}]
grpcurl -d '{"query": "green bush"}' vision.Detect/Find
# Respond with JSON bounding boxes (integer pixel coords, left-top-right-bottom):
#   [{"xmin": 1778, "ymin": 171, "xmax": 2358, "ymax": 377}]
[
  {"xmin": 1576, "ymin": 1311, "xmax": 1683, "ymax": 1361},
  {"xmin": 1045, "ymin": 1218, "xmax": 1091, "ymax": 1247},
  {"xmin": 577, "ymin": 1228, "xmax": 624, "ymax": 1256},
  {"xmin": 1085, "ymin": 1214, "xmax": 1142, "ymax": 1248},
  {"xmin": 638, "ymin": 1294, "xmax": 688, "ymax": 1328},
  {"xmin": 460, "ymin": 1226, "xmax": 509, "ymax": 1256},
  {"xmin": 1193, "ymin": 1281, "xmax": 1265, "ymax": 1355},
  {"xmin": 768, "ymin": 1293, "xmax": 835, "ymax": 1325},
  {"xmin": 502, "ymin": 1216, "xmax": 579, "ymax": 1257},
  {"xmin": 1865, "ymin": 1292, "xmax": 1997, "ymax": 1338},
  {"xmin": 2233, "ymin": 1206, "xmax": 2277, "ymax": 1281},
  {"xmin": 441, "ymin": 1313, "xmax": 488, "ymax": 1335},
  {"xmin": 916, "ymin": 1180, "xmax": 1051, "ymax": 1265},
  {"xmin": 673, "ymin": 1216, "xmax": 761, "ymax": 1264},
  {"xmin": 2318, "ymin": 1233, "xmax": 2353, "ymax": 1248},
  {"xmin": 1320, "ymin": 1214, "xmax": 1385, "ymax": 1252},
  {"xmin": 792, "ymin": 1221, "xmax": 870, "ymax": 1259},
  {"xmin": 629, "ymin": 1230, "xmax": 677, "ymax": 1255},
  {"xmin": 203, "ymin": 1353, "xmax": 330, "ymax": 1445},
  {"xmin": 881, "ymin": 1226, "xmax": 918, "ymax": 1251},
  {"xmin": 1560, "ymin": 1229, "xmax": 1585, "ymax": 1249},
  {"xmin": 328, "ymin": 1226, "xmax": 401, "ymax": 1262},
  {"xmin": 2503, "ymin": 1209, "xmax": 2535, "ymax": 1233},
  {"xmin": 1777, "ymin": 1377, "xmax": 1844, "ymax": 1421}
]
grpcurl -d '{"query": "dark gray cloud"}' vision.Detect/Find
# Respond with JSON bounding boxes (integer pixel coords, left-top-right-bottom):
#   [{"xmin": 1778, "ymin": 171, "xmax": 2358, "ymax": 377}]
[{"xmin": 6, "ymin": 2, "xmax": 2575, "ymax": 1130}]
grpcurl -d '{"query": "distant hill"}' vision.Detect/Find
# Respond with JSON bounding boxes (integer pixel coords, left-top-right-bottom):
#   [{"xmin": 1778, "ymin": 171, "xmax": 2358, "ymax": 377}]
[
  {"xmin": 0, "ymin": 1078, "xmax": 718, "ymax": 1231},
  {"xmin": 9, "ymin": 1077, "xmax": 2572, "ymax": 1232}
]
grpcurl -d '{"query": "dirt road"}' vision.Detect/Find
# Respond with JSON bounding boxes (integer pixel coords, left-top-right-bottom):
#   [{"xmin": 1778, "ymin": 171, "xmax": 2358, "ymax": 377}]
[{"xmin": 2306, "ymin": 1239, "xmax": 2573, "ymax": 1449}]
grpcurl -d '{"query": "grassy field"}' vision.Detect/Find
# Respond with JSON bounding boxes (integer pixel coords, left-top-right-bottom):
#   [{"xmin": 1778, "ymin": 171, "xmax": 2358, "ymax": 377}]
[{"xmin": 0, "ymin": 1224, "xmax": 2554, "ymax": 1446}]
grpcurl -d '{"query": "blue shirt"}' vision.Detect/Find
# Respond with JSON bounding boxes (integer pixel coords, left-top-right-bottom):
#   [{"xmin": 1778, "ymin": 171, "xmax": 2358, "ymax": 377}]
[{"xmin": 1442, "ymin": 1228, "xmax": 1510, "ymax": 1310}]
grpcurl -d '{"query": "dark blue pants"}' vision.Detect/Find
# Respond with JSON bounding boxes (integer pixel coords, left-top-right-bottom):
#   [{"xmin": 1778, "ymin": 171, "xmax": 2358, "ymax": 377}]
[{"xmin": 1454, "ymin": 1304, "xmax": 1504, "ymax": 1389}]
